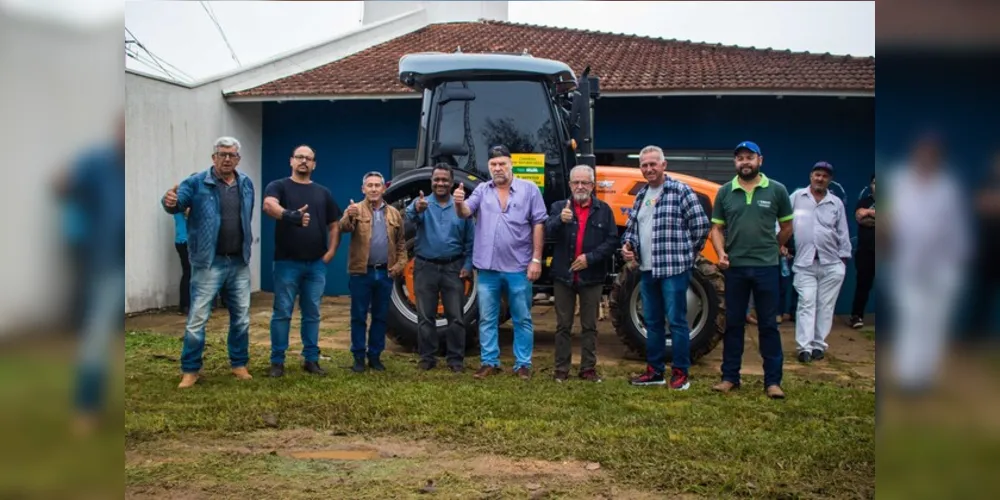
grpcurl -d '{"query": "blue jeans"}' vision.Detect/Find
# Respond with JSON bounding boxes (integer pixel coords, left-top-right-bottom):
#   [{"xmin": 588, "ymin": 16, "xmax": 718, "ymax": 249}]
[
  {"xmin": 75, "ymin": 265, "xmax": 125, "ymax": 413},
  {"xmin": 477, "ymin": 270, "xmax": 534, "ymax": 370},
  {"xmin": 269, "ymin": 259, "xmax": 326, "ymax": 364},
  {"xmin": 180, "ymin": 255, "xmax": 251, "ymax": 373},
  {"xmin": 641, "ymin": 270, "xmax": 691, "ymax": 375},
  {"xmin": 349, "ymin": 268, "xmax": 393, "ymax": 360},
  {"xmin": 721, "ymin": 265, "xmax": 783, "ymax": 387}
]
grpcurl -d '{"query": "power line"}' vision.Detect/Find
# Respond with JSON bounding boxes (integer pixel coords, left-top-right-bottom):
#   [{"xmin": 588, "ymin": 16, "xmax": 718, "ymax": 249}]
[
  {"xmin": 124, "ymin": 26, "xmax": 195, "ymax": 83},
  {"xmin": 200, "ymin": 1, "xmax": 241, "ymax": 67},
  {"xmin": 125, "ymin": 26, "xmax": 174, "ymax": 80}
]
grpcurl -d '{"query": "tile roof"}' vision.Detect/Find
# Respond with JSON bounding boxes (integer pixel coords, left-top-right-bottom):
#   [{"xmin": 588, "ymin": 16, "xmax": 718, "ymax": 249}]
[{"xmin": 230, "ymin": 20, "xmax": 875, "ymax": 98}]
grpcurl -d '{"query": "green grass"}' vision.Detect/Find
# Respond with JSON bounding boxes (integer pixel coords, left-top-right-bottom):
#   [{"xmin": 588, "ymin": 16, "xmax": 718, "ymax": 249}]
[
  {"xmin": 859, "ymin": 329, "xmax": 875, "ymax": 341},
  {"xmin": 125, "ymin": 330, "xmax": 875, "ymax": 498}
]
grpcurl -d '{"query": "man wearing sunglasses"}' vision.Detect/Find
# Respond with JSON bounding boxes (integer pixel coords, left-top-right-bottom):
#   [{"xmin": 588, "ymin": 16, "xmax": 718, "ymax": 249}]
[{"xmin": 454, "ymin": 145, "xmax": 548, "ymax": 380}]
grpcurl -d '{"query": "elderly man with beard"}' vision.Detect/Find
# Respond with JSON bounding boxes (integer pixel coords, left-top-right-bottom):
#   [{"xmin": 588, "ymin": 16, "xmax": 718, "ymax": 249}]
[
  {"xmin": 789, "ymin": 162, "xmax": 852, "ymax": 363},
  {"xmin": 621, "ymin": 146, "xmax": 711, "ymax": 390},
  {"xmin": 709, "ymin": 141, "xmax": 794, "ymax": 399},
  {"xmin": 454, "ymin": 145, "xmax": 548, "ymax": 380},
  {"xmin": 544, "ymin": 165, "xmax": 619, "ymax": 383}
]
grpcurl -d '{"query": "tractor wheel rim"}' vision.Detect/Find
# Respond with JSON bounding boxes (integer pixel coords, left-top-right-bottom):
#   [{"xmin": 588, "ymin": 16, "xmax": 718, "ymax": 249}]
[
  {"xmin": 391, "ymin": 261, "xmax": 478, "ymax": 327},
  {"xmin": 629, "ymin": 276, "xmax": 709, "ymax": 345}
]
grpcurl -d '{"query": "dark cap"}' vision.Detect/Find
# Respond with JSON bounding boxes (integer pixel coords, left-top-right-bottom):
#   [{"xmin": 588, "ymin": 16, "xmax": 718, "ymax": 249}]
[
  {"xmin": 812, "ymin": 161, "xmax": 834, "ymax": 174},
  {"xmin": 734, "ymin": 141, "xmax": 761, "ymax": 156},
  {"xmin": 488, "ymin": 145, "xmax": 511, "ymax": 159}
]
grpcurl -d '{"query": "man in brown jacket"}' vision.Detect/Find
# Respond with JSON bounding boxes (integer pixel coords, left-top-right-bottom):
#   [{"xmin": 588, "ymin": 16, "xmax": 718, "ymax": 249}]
[{"xmin": 340, "ymin": 171, "xmax": 407, "ymax": 372}]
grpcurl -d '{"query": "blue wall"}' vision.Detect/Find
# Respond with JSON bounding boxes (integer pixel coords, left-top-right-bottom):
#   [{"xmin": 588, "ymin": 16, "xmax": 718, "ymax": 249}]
[{"xmin": 260, "ymin": 95, "xmax": 875, "ymax": 314}]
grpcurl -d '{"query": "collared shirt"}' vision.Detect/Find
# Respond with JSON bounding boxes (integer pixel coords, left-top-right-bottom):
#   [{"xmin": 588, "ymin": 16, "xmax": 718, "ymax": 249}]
[
  {"xmin": 572, "ymin": 198, "xmax": 592, "ymax": 282},
  {"xmin": 711, "ymin": 173, "xmax": 793, "ymax": 267},
  {"xmin": 406, "ymin": 194, "xmax": 475, "ymax": 271},
  {"xmin": 790, "ymin": 187, "xmax": 853, "ymax": 268},
  {"xmin": 213, "ymin": 168, "xmax": 243, "ymax": 255},
  {"xmin": 622, "ymin": 177, "xmax": 711, "ymax": 279},
  {"xmin": 464, "ymin": 177, "xmax": 548, "ymax": 272},
  {"xmin": 368, "ymin": 202, "xmax": 389, "ymax": 265}
]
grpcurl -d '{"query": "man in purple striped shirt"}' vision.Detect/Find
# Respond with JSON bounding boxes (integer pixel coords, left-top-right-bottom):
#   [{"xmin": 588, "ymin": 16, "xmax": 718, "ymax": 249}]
[{"xmin": 455, "ymin": 145, "xmax": 548, "ymax": 380}]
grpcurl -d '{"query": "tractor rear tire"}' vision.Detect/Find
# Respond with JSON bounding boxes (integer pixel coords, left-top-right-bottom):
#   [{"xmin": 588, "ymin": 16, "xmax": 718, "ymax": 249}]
[{"xmin": 609, "ymin": 256, "xmax": 725, "ymax": 363}]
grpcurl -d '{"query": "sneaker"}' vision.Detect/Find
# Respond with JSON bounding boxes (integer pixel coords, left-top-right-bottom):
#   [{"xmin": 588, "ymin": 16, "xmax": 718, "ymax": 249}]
[
  {"xmin": 579, "ymin": 369, "xmax": 603, "ymax": 383},
  {"xmin": 553, "ymin": 370, "xmax": 569, "ymax": 383},
  {"xmin": 811, "ymin": 349, "xmax": 825, "ymax": 361},
  {"xmin": 850, "ymin": 316, "xmax": 864, "ymax": 329},
  {"xmin": 630, "ymin": 366, "xmax": 665, "ymax": 386},
  {"xmin": 797, "ymin": 351, "xmax": 812, "ymax": 363},
  {"xmin": 669, "ymin": 368, "xmax": 690, "ymax": 390},
  {"xmin": 417, "ymin": 360, "xmax": 436, "ymax": 371}
]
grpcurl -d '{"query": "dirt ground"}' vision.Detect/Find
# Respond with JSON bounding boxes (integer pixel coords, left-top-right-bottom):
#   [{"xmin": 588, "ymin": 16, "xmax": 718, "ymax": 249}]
[{"xmin": 125, "ymin": 291, "xmax": 875, "ymax": 384}]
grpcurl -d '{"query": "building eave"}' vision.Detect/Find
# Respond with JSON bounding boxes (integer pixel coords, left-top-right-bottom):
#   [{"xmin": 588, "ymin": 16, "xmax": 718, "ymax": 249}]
[
  {"xmin": 225, "ymin": 93, "xmax": 419, "ymax": 103},
  {"xmin": 600, "ymin": 89, "xmax": 875, "ymax": 98}
]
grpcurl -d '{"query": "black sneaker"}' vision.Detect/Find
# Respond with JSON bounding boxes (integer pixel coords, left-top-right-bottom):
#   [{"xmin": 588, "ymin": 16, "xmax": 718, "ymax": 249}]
[
  {"xmin": 849, "ymin": 315, "xmax": 864, "ymax": 329},
  {"xmin": 811, "ymin": 349, "xmax": 825, "ymax": 361},
  {"xmin": 351, "ymin": 359, "xmax": 366, "ymax": 373},
  {"xmin": 417, "ymin": 360, "xmax": 436, "ymax": 371},
  {"xmin": 797, "ymin": 351, "xmax": 812, "ymax": 363},
  {"xmin": 630, "ymin": 366, "xmax": 665, "ymax": 386},
  {"xmin": 303, "ymin": 360, "xmax": 326, "ymax": 376},
  {"xmin": 269, "ymin": 363, "xmax": 285, "ymax": 378},
  {"xmin": 368, "ymin": 357, "xmax": 386, "ymax": 372}
]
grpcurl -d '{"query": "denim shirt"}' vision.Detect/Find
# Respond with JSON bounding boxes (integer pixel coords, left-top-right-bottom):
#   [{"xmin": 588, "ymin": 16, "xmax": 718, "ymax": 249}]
[{"xmin": 162, "ymin": 167, "xmax": 255, "ymax": 268}]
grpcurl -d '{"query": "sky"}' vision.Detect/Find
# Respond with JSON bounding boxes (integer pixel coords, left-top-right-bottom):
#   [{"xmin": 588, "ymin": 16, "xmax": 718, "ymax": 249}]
[{"xmin": 122, "ymin": 1, "xmax": 875, "ymax": 83}]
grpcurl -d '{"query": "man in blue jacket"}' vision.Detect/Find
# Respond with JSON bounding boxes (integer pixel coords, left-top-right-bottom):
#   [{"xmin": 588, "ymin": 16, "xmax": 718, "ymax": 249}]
[{"xmin": 162, "ymin": 137, "xmax": 256, "ymax": 389}]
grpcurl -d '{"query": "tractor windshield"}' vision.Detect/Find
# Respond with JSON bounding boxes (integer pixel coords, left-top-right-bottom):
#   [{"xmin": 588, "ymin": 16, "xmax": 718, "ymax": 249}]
[{"xmin": 428, "ymin": 80, "xmax": 564, "ymax": 178}]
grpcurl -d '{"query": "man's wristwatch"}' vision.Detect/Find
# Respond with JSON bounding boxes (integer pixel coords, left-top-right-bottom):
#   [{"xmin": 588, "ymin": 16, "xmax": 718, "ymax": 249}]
[{"xmin": 531, "ymin": 258, "xmax": 542, "ymax": 265}]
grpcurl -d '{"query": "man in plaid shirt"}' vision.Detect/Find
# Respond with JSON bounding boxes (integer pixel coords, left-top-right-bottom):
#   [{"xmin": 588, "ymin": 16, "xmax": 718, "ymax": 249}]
[{"xmin": 621, "ymin": 145, "xmax": 711, "ymax": 389}]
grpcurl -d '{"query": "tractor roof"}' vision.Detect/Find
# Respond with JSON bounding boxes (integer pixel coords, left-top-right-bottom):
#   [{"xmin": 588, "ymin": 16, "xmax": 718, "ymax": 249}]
[{"xmin": 398, "ymin": 52, "xmax": 577, "ymax": 91}]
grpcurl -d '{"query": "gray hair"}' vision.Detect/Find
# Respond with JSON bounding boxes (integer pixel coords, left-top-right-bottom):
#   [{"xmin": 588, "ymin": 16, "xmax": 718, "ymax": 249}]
[
  {"xmin": 638, "ymin": 145, "xmax": 665, "ymax": 162},
  {"xmin": 569, "ymin": 164, "xmax": 595, "ymax": 182},
  {"xmin": 362, "ymin": 171, "xmax": 385, "ymax": 184},
  {"xmin": 214, "ymin": 136, "xmax": 241, "ymax": 153}
]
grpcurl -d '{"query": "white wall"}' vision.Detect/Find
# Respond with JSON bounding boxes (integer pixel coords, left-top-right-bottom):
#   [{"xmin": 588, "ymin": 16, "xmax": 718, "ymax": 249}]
[
  {"xmin": 125, "ymin": 73, "xmax": 261, "ymax": 313},
  {"xmin": 362, "ymin": 1, "xmax": 507, "ymax": 26}
]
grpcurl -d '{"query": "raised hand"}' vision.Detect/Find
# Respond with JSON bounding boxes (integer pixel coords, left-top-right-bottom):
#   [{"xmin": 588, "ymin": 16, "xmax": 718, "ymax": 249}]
[
  {"xmin": 453, "ymin": 184, "xmax": 465, "ymax": 204},
  {"xmin": 298, "ymin": 204, "xmax": 310, "ymax": 227},
  {"xmin": 164, "ymin": 184, "xmax": 179, "ymax": 207},
  {"xmin": 346, "ymin": 199, "xmax": 359, "ymax": 218},
  {"xmin": 415, "ymin": 190, "xmax": 428, "ymax": 213},
  {"xmin": 560, "ymin": 199, "xmax": 573, "ymax": 223}
]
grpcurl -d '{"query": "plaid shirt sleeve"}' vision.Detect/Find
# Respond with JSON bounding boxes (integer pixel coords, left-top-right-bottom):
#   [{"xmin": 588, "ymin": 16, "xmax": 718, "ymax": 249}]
[
  {"xmin": 621, "ymin": 188, "xmax": 644, "ymax": 249},
  {"xmin": 681, "ymin": 185, "xmax": 711, "ymax": 256}
]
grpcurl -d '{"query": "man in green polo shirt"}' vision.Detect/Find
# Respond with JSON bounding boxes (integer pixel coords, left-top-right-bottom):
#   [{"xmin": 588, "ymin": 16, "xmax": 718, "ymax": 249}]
[{"xmin": 709, "ymin": 141, "xmax": 793, "ymax": 399}]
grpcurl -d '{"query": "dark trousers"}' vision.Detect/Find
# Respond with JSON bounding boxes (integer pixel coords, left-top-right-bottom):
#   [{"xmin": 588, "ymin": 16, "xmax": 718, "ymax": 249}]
[
  {"xmin": 175, "ymin": 243, "xmax": 191, "ymax": 312},
  {"xmin": 554, "ymin": 280, "xmax": 602, "ymax": 373},
  {"xmin": 349, "ymin": 268, "xmax": 393, "ymax": 361},
  {"xmin": 721, "ymin": 266, "xmax": 783, "ymax": 388},
  {"xmin": 851, "ymin": 250, "xmax": 876, "ymax": 318},
  {"xmin": 414, "ymin": 258, "xmax": 466, "ymax": 367}
]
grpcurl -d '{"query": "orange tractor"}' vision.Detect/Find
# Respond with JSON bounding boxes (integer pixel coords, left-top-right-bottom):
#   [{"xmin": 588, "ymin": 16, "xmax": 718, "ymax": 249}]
[{"xmin": 384, "ymin": 52, "xmax": 725, "ymax": 361}]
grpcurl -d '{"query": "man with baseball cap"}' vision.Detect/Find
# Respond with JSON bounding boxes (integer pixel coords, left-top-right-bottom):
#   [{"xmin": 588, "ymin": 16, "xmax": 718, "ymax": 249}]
[
  {"xmin": 789, "ymin": 161, "xmax": 852, "ymax": 363},
  {"xmin": 709, "ymin": 141, "xmax": 794, "ymax": 399},
  {"xmin": 454, "ymin": 144, "xmax": 548, "ymax": 380}
]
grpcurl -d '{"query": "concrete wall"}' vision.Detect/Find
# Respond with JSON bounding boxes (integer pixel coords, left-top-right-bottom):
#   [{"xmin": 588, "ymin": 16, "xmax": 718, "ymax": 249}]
[{"xmin": 125, "ymin": 73, "xmax": 262, "ymax": 313}]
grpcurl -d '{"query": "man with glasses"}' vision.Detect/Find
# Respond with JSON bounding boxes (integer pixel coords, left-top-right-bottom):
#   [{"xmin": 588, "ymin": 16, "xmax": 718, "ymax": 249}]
[
  {"xmin": 162, "ymin": 136, "xmax": 256, "ymax": 389},
  {"xmin": 340, "ymin": 171, "xmax": 407, "ymax": 373},
  {"xmin": 545, "ymin": 165, "xmax": 619, "ymax": 383},
  {"xmin": 406, "ymin": 163, "xmax": 475, "ymax": 372},
  {"xmin": 262, "ymin": 145, "xmax": 342, "ymax": 378},
  {"xmin": 621, "ymin": 146, "xmax": 711, "ymax": 390},
  {"xmin": 454, "ymin": 145, "xmax": 548, "ymax": 380}
]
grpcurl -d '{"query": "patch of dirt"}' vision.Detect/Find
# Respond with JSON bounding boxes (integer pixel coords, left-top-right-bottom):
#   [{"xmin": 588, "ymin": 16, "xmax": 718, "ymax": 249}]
[{"xmin": 125, "ymin": 291, "xmax": 876, "ymax": 385}]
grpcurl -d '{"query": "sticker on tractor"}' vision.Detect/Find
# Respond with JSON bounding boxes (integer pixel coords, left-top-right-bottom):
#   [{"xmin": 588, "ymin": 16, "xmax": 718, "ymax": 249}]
[{"xmin": 511, "ymin": 153, "xmax": 545, "ymax": 192}]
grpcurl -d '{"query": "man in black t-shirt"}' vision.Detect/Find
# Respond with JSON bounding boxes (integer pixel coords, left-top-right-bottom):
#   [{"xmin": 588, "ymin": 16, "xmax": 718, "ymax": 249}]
[
  {"xmin": 849, "ymin": 174, "xmax": 875, "ymax": 328},
  {"xmin": 262, "ymin": 145, "xmax": 342, "ymax": 377}
]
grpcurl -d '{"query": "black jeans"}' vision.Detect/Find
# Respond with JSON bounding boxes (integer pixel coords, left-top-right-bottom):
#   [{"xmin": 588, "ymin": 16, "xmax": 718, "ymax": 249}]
[
  {"xmin": 175, "ymin": 243, "xmax": 191, "ymax": 312},
  {"xmin": 851, "ymin": 249, "xmax": 875, "ymax": 318},
  {"xmin": 414, "ymin": 258, "xmax": 466, "ymax": 367},
  {"xmin": 554, "ymin": 280, "xmax": 602, "ymax": 373}
]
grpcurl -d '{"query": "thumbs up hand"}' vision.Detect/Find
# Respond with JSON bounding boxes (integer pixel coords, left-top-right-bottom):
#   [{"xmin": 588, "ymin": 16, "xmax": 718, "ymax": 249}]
[
  {"xmin": 453, "ymin": 184, "xmax": 465, "ymax": 204},
  {"xmin": 560, "ymin": 199, "xmax": 573, "ymax": 223},
  {"xmin": 298, "ymin": 205, "xmax": 310, "ymax": 227},
  {"xmin": 415, "ymin": 190, "xmax": 428, "ymax": 213},
  {"xmin": 164, "ymin": 184, "xmax": 179, "ymax": 207},
  {"xmin": 346, "ymin": 199, "xmax": 359, "ymax": 218}
]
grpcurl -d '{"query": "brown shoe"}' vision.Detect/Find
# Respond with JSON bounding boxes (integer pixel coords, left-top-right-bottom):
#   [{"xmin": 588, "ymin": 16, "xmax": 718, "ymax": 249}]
[
  {"xmin": 231, "ymin": 367, "xmax": 253, "ymax": 380},
  {"xmin": 177, "ymin": 373, "xmax": 199, "ymax": 389},
  {"xmin": 766, "ymin": 385, "xmax": 786, "ymax": 399},
  {"xmin": 515, "ymin": 367, "xmax": 532, "ymax": 380},
  {"xmin": 473, "ymin": 366, "xmax": 500, "ymax": 379},
  {"xmin": 712, "ymin": 380, "xmax": 740, "ymax": 393}
]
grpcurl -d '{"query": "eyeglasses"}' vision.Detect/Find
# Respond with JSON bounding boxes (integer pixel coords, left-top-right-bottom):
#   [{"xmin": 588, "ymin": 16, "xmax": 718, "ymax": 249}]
[
  {"xmin": 570, "ymin": 181, "xmax": 594, "ymax": 186},
  {"xmin": 215, "ymin": 152, "xmax": 240, "ymax": 159},
  {"xmin": 293, "ymin": 154, "xmax": 315, "ymax": 162}
]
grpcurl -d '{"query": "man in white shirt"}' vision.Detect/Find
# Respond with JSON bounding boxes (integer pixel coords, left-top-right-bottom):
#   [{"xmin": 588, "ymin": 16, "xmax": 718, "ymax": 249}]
[{"xmin": 790, "ymin": 162, "xmax": 853, "ymax": 362}]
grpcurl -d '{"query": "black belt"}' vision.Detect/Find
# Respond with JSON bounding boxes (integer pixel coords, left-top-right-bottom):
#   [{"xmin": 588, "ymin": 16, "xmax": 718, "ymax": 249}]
[{"xmin": 416, "ymin": 255, "xmax": 463, "ymax": 265}]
